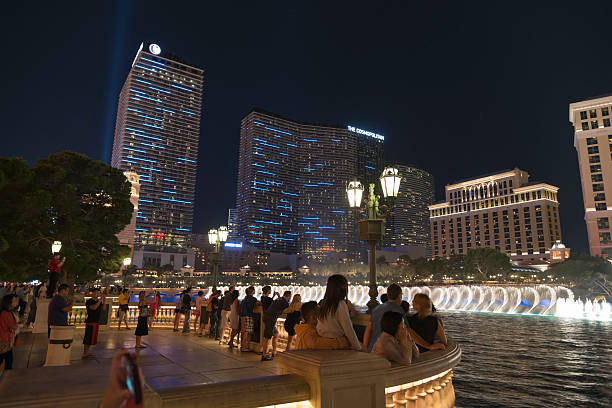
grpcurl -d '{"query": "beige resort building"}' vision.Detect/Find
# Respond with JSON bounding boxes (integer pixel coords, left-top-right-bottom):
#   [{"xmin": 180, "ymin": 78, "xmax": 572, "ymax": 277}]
[
  {"xmin": 429, "ymin": 168, "xmax": 564, "ymax": 266},
  {"xmin": 570, "ymin": 94, "xmax": 612, "ymax": 257}
]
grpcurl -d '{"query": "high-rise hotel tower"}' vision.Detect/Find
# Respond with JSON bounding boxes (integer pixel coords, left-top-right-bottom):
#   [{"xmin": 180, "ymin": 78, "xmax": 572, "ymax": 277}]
[
  {"xmin": 429, "ymin": 168, "xmax": 562, "ymax": 264},
  {"xmin": 111, "ymin": 42, "xmax": 203, "ymax": 249},
  {"xmin": 570, "ymin": 94, "xmax": 612, "ymax": 257},
  {"xmin": 235, "ymin": 109, "xmax": 384, "ymax": 260},
  {"xmin": 384, "ymin": 166, "xmax": 435, "ymax": 256}
]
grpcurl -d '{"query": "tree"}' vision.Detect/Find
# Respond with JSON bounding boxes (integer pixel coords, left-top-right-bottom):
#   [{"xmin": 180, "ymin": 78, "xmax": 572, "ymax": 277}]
[
  {"xmin": 0, "ymin": 152, "xmax": 133, "ymax": 282},
  {"xmin": 0, "ymin": 158, "xmax": 53, "ymax": 280},
  {"xmin": 549, "ymin": 253, "xmax": 612, "ymax": 298},
  {"xmin": 464, "ymin": 248, "xmax": 511, "ymax": 281}
]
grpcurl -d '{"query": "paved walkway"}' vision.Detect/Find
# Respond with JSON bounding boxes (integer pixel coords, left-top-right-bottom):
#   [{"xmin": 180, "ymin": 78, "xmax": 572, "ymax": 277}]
[{"xmin": 0, "ymin": 328, "xmax": 281, "ymax": 406}]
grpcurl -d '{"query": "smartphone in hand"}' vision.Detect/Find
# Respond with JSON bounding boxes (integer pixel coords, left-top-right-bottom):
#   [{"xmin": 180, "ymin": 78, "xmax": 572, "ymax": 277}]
[{"xmin": 122, "ymin": 353, "xmax": 144, "ymax": 408}]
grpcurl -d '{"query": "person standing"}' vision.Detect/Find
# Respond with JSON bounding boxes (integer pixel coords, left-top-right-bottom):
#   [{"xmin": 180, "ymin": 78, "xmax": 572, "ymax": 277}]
[
  {"xmin": 82, "ymin": 288, "xmax": 104, "ymax": 358},
  {"xmin": 134, "ymin": 291, "xmax": 150, "ymax": 348},
  {"xmin": 193, "ymin": 290, "xmax": 204, "ymax": 333},
  {"xmin": 227, "ymin": 290, "xmax": 240, "ymax": 348},
  {"xmin": 261, "ymin": 291, "xmax": 291, "ymax": 361},
  {"xmin": 0, "ymin": 294, "xmax": 20, "ymax": 370},
  {"xmin": 283, "ymin": 294, "xmax": 302, "ymax": 351},
  {"xmin": 239, "ymin": 286, "xmax": 257, "ymax": 351},
  {"xmin": 117, "ymin": 289, "xmax": 130, "ymax": 330},
  {"xmin": 219, "ymin": 286, "xmax": 235, "ymax": 343},
  {"xmin": 48, "ymin": 284, "xmax": 74, "ymax": 337},
  {"xmin": 260, "ymin": 286, "xmax": 274, "ymax": 312},
  {"xmin": 148, "ymin": 291, "xmax": 161, "ymax": 330},
  {"xmin": 47, "ymin": 254, "xmax": 66, "ymax": 298},
  {"xmin": 180, "ymin": 288, "xmax": 193, "ymax": 333},
  {"xmin": 207, "ymin": 290, "xmax": 221, "ymax": 338}
]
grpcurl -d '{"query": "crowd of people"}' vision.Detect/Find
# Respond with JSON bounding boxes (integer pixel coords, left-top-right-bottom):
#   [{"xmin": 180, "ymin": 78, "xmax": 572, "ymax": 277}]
[
  {"xmin": 1, "ymin": 273, "xmax": 448, "ymax": 376},
  {"xmin": 149, "ymin": 275, "xmax": 448, "ymax": 365}
]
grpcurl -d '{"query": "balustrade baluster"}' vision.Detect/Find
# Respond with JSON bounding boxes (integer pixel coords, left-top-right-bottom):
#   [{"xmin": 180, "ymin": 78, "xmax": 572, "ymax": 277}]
[
  {"xmin": 423, "ymin": 379, "xmax": 436, "ymax": 407},
  {"xmin": 393, "ymin": 389, "xmax": 408, "ymax": 408},
  {"xmin": 415, "ymin": 384, "xmax": 428, "ymax": 408},
  {"xmin": 404, "ymin": 385, "xmax": 419, "ymax": 408}
]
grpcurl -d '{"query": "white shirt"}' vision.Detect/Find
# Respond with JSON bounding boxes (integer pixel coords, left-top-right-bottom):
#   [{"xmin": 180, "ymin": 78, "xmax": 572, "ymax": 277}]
[{"xmin": 316, "ymin": 300, "xmax": 361, "ymax": 350}]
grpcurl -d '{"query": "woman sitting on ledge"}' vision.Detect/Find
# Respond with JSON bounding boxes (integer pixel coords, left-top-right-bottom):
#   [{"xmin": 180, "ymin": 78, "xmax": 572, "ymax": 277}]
[
  {"xmin": 371, "ymin": 311, "xmax": 418, "ymax": 365},
  {"xmin": 316, "ymin": 275, "xmax": 362, "ymax": 351},
  {"xmin": 295, "ymin": 301, "xmax": 349, "ymax": 350},
  {"xmin": 407, "ymin": 294, "xmax": 447, "ymax": 353}
]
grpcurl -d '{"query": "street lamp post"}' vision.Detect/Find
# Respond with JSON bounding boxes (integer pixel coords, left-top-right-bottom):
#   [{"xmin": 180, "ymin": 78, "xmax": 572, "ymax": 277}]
[
  {"xmin": 208, "ymin": 226, "xmax": 228, "ymax": 289},
  {"xmin": 347, "ymin": 167, "xmax": 401, "ymax": 313}
]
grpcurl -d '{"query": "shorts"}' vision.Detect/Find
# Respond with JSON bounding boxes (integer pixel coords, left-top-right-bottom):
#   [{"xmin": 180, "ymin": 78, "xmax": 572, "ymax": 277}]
[
  {"xmin": 284, "ymin": 320, "xmax": 297, "ymax": 337},
  {"xmin": 83, "ymin": 323, "xmax": 99, "ymax": 346},
  {"xmin": 263, "ymin": 318, "xmax": 279, "ymax": 339},
  {"xmin": 242, "ymin": 316, "xmax": 254, "ymax": 334},
  {"xmin": 119, "ymin": 304, "xmax": 129, "ymax": 312}
]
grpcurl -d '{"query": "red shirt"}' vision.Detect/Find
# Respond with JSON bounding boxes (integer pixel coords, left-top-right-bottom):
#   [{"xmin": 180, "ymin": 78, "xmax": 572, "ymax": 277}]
[
  {"xmin": 0, "ymin": 311, "xmax": 17, "ymax": 345},
  {"xmin": 49, "ymin": 257, "xmax": 60, "ymax": 274}
]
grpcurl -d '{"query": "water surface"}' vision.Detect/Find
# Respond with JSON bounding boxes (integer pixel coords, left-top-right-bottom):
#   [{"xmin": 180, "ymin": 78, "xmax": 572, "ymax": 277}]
[{"xmin": 443, "ymin": 311, "xmax": 612, "ymax": 407}]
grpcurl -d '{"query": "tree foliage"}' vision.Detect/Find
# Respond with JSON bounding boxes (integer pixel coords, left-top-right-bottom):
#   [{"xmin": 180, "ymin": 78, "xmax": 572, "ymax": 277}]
[
  {"xmin": 465, "ymin": 248, "xmax": 512, "ymax": 280},
  {"xmin": 549, "ymin": 253, "xmax": 612, "ymax": 297},
  {"xmin": 0, "ymin": 152, "xmax": 133, "ymax": 282}
]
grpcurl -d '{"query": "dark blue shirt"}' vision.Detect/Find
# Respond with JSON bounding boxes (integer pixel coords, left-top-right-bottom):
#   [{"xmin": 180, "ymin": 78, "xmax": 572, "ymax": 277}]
[
  {"xmin": 239, "ymin": 295, "xmax": 257, "ymax": 317},
  {"xmin": 48, "ymin": 295, "xmax": 69, "ymax": 326}
]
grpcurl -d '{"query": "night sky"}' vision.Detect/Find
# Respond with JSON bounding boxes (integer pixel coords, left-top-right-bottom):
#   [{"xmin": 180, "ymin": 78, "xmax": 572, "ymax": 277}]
[{"xmin": 3, "ymin": 2, "xmax": 612, "ymax": 253}]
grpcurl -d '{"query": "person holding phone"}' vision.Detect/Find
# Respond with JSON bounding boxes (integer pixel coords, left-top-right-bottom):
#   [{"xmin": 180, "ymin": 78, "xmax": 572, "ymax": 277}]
[
  {"xmin": 47, "ymin": 254, "xmax": 66, "ymax": 298},
  {"xmin": 118, "ymin": 289, "xmax": 130, "ymax": 330},
  {"xmin": 134, "ymin": 291, "xmax": 150, "ymax": 348},
  {"xmin": 99, "ymin": 349, "xmax": 144, "ymax": 408},
  {"xmin": 82, "ymin": 288, "xmax": 104, "ymax": 358}
]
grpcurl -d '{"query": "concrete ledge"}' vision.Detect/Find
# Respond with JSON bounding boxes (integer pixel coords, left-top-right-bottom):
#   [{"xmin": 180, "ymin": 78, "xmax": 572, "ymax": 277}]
[
  {"xmin": 156, "ymin": 374, "xmax": 310, "ymax": 408},
  {"xmin": 385, "ymin": 340, "xmax": 461, "ymax": 388}
]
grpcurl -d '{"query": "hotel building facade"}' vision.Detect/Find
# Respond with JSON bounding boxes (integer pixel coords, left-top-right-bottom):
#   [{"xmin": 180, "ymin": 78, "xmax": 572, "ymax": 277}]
[
  {"xmin": 429, "ymin": 169, "xmax": 562, "ymax": 264},
  {"xmin": 235, "ymin": 108, "xmax": 384, "ymax": 261},
  {"xmin": 111, "ymin": 42, "xmax": 204, "ymax": 250},
  {"xmin": 384, "ymin": 165, "xmax": 435, "ymax": 257},
  {"xmin": 570, "ymin": 94, "xmax": 612, "ymax": 257}
]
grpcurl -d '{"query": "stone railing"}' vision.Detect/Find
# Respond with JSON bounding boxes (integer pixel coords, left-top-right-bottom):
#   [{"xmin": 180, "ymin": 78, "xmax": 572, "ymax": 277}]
[
  {"xmin": 384, "ymin": 340, "xmax": 460, "ymax": 408},
  {"xmin": 68, "ymin": 305, "xmax": 182, "ymax": 328}
]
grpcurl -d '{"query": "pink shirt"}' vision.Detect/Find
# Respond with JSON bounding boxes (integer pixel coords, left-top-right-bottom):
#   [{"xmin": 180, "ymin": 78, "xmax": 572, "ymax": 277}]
[{"xmin": 371, "ymin": 332, "xmax": 413, "ymax": 365}]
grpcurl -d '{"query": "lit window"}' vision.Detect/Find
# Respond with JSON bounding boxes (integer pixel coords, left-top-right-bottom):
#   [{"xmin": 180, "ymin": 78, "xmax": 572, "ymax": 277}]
[
  {"xmin": 590, "ymin": 109, "xmax": 598, "ymax": 118},
  {"xmin": 592, "ymin": 121, "xmax": 599, "ymax": 129},
  {"xmin": 588, "ymin": 146, "xmax": 599, "ymax": 154},
  {"xmin": 597, "ymin": 218, "xmax": 610, "ymax": 230}
]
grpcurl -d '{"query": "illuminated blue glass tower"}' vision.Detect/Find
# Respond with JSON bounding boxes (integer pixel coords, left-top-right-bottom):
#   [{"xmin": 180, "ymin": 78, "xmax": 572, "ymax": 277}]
[
  {"xmin": 111, "ymin": 42, "xmax": 203, "ymax": 249},
  {"xmin": 235, "ymin": 109, "xmax": 384, "ymax": 261}
]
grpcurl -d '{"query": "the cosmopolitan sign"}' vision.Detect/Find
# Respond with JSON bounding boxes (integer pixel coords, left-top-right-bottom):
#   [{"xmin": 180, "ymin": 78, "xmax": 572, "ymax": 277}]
[{"xmin": 347, "ymin": 126, "xmax": 384, "ymax": 141}]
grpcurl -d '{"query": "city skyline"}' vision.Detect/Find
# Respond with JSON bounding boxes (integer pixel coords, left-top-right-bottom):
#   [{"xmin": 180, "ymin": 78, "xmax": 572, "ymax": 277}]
[{"xmin": 4, "ymin": 2, "xmax": 612, "ymax": 253}]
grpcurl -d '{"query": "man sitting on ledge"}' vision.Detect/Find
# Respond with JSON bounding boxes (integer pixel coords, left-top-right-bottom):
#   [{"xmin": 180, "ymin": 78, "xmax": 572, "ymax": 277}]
[{"xmin": 294, "ymin": 301, "xmax": 349, "ymax": 350}]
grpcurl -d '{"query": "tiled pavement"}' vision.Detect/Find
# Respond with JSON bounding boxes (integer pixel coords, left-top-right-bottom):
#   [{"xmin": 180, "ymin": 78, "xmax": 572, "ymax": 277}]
[{"xmin": 0, "ymin": 328, "xmax": 282, "ymax": 405}]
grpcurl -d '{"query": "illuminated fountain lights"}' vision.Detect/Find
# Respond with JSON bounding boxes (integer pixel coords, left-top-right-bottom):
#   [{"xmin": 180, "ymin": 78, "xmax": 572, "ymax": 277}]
[{"xmin": 209, "ymin": 285, "xmax": 611, "ymax": 322}]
